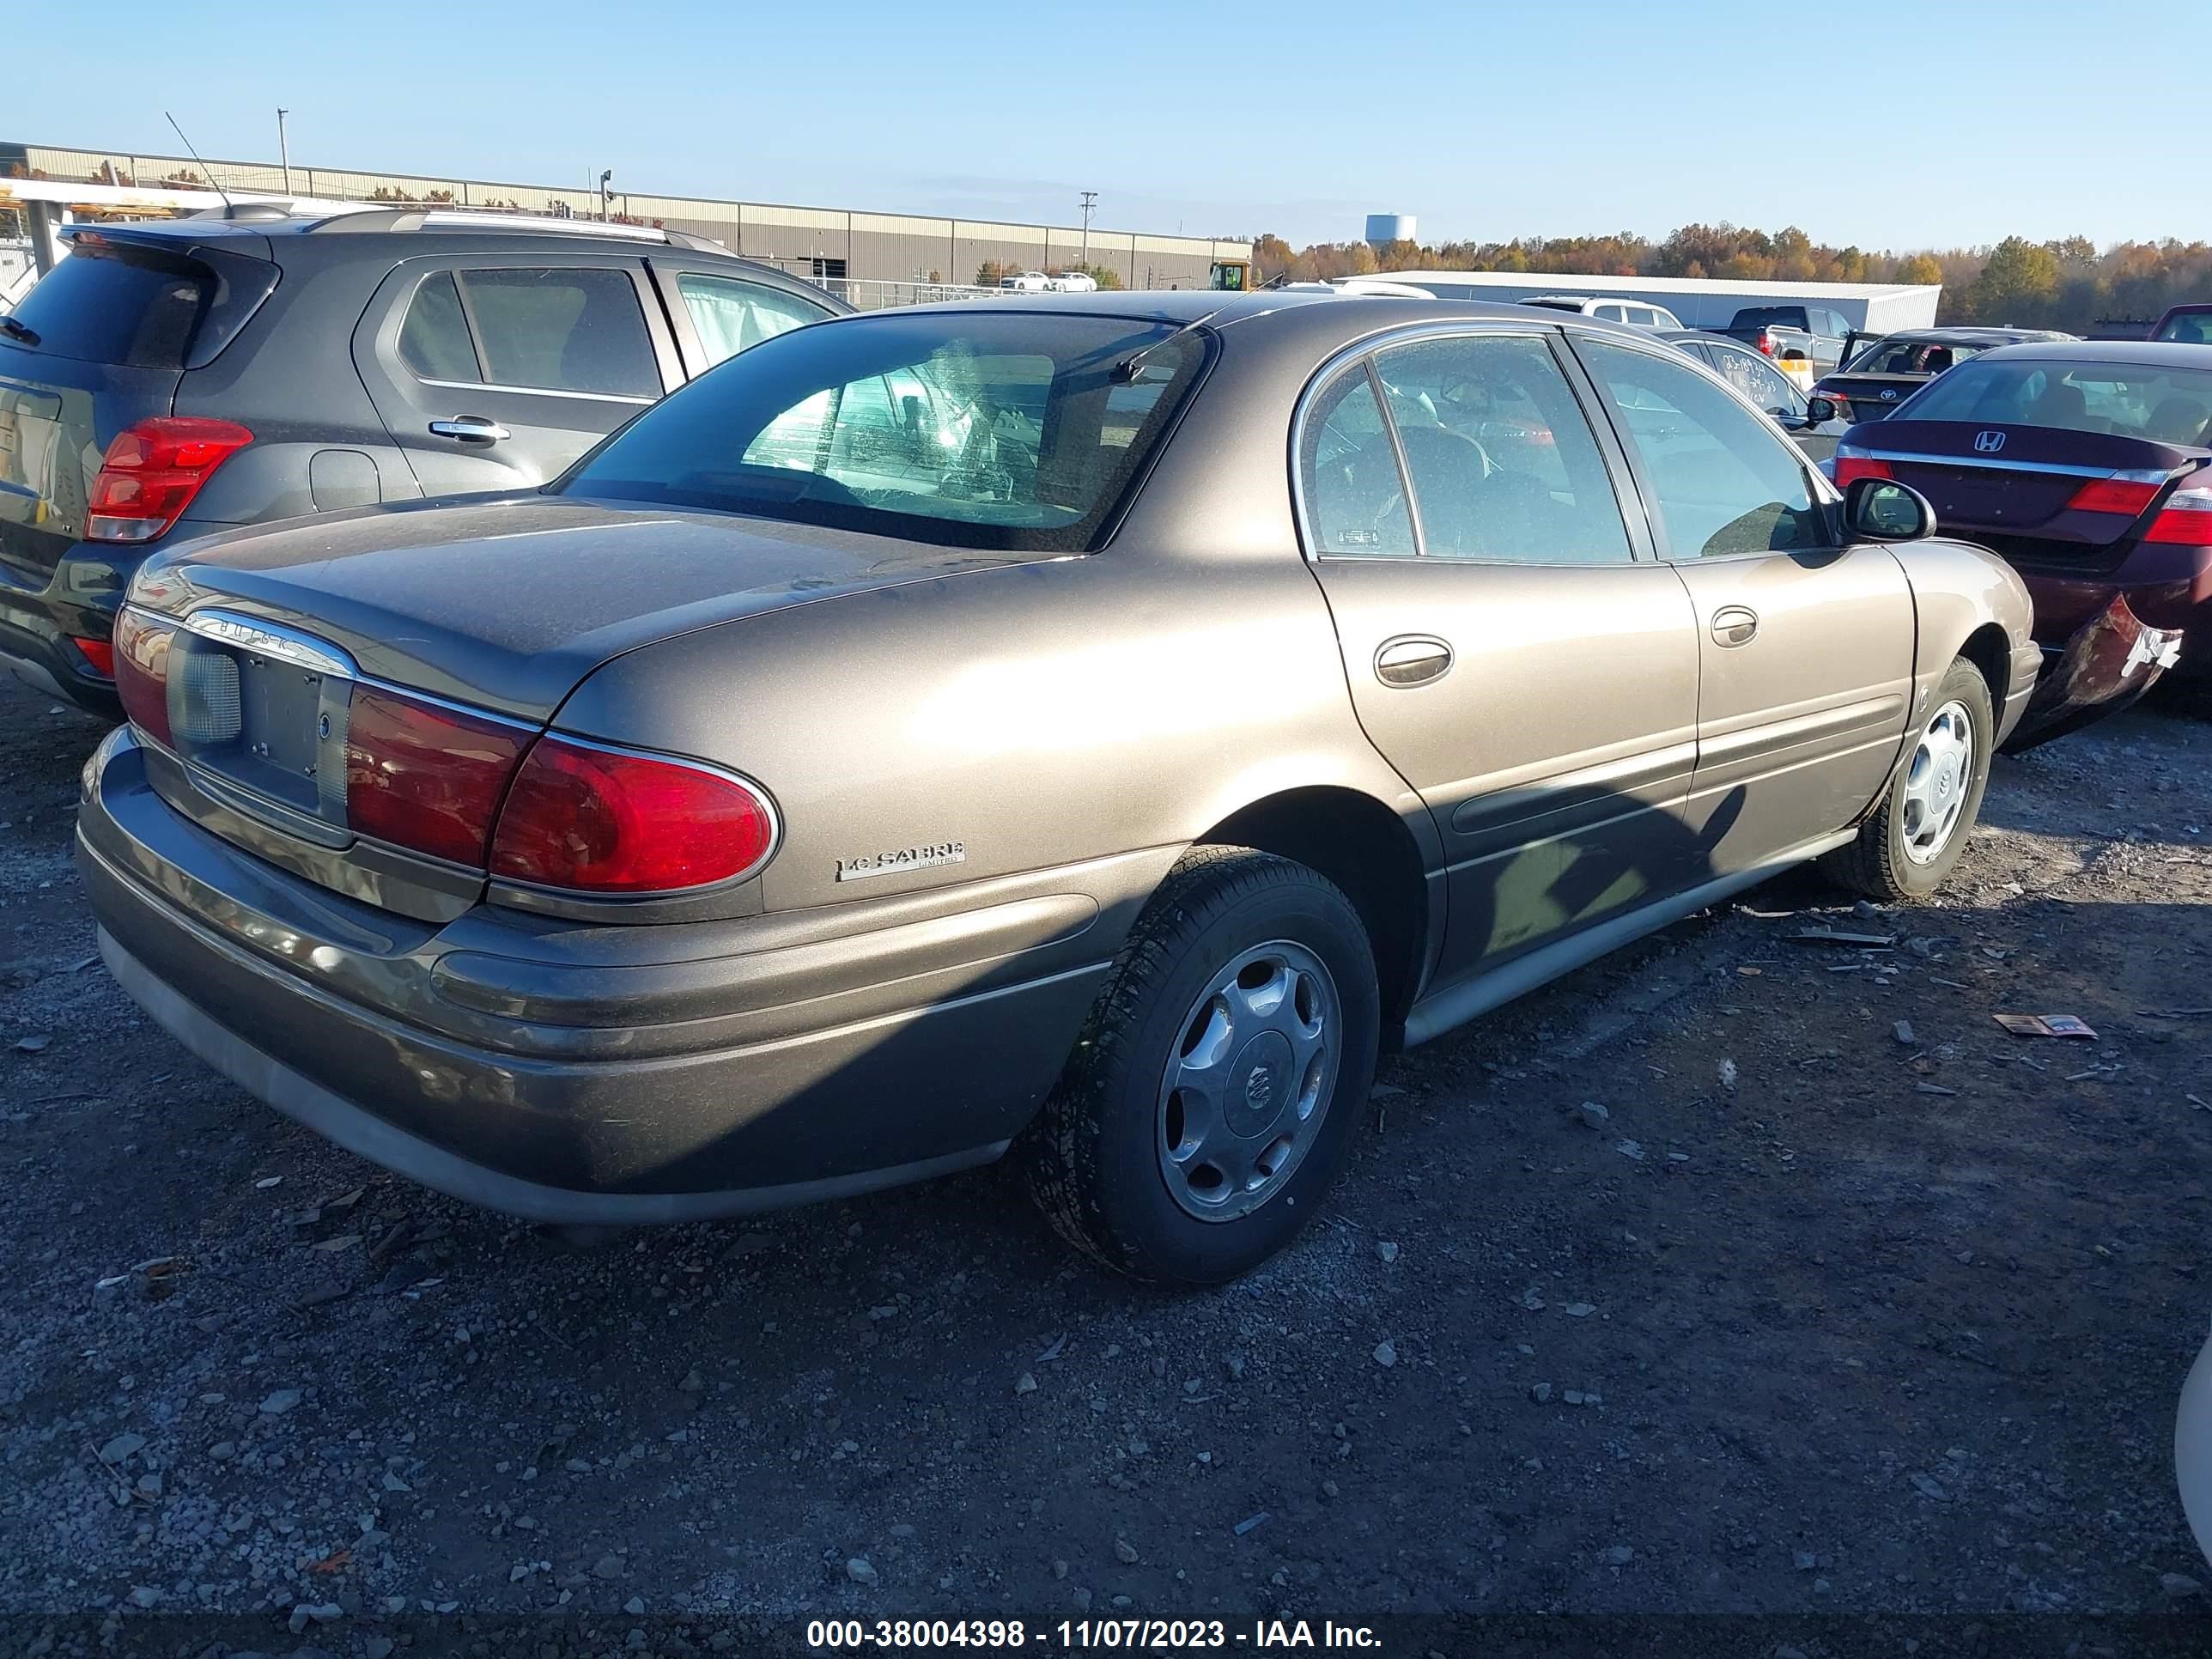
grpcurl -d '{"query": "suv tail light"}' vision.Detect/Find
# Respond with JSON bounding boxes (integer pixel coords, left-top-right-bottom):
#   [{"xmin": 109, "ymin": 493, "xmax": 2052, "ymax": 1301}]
[
  {"xmin": 2145, "ymin": 484, "xmax": 2212, "ymax": 544},
  {"xmin": 343, "ymin": 687, "xmax": 533, "ymax": 867},
  {"xmin": 1832, "ymin": 445, "xmax": 1892, "ymax": 489},
  {"xmin": 1753, "ymin": 329, "xmax": 1777, "ymax": 356},
  {"xmin": 491, "ymin": 737, "xmax": 778, "ymax": 894},
  {"xmin": 87, "ymin": 418, "xmax": 254, "ymax": 543},
  {"xmin": 112, "ymin": 608, "xmax": 176, "ymax": 745}
]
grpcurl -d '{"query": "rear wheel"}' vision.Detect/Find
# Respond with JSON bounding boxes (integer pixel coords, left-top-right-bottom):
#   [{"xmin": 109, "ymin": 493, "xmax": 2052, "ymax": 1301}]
[
  {"xmin": 1019, "ymin": 847, "xmax": 1380, "ymax": 1284},
  {"xmin": 1820, "ymin": 655, "xmax": 1993, "ymax": 901}
]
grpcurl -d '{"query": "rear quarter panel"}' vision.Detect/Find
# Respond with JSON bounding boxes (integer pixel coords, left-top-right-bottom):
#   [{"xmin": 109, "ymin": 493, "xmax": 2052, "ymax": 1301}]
[{"xmin": 552, "ymin": 547, "xmax": 1430, "ymax": 917}]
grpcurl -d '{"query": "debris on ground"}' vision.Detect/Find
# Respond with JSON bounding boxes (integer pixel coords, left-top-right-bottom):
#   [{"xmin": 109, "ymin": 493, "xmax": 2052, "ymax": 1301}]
[{"xmin": 1993, "ymin": 1013, "xmax": 2100, "ymax": 1039}]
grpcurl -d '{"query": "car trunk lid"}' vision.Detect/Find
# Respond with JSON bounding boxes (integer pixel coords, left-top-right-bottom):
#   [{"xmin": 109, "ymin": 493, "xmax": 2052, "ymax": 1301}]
[
  {"xmin": 1818, "ymin": 373, "xmax": 1927, "ymax": 422},
  {"xmin": 120, "ymin": 495, "xmax": 1031, "ymax": 916},
  {"xmin": 1844, "ymin": 419, "xmax": 2210, "ymax": 562}
]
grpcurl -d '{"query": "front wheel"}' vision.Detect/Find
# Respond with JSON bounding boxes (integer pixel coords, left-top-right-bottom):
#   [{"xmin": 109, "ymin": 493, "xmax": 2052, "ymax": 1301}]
[
  {"xmin": 1820, "ymin": 654, "xmax": 1994, "ymax": 901},
  {"xmin": 1018, "ymin": 846, "xmax": 1381, "ymax": 1285}
]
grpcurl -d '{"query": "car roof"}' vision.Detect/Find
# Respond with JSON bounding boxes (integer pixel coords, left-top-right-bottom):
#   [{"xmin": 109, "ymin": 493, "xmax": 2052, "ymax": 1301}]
[{"xmin": 1972, "ymin": 337, "xmax": 2212, "ymax": 367}]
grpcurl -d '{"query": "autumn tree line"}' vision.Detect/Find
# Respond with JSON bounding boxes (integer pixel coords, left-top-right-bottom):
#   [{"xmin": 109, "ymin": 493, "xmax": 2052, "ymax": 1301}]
[{"xmin": 1250, "ymin": 224, "xmax": 2212, "ymax": 333}]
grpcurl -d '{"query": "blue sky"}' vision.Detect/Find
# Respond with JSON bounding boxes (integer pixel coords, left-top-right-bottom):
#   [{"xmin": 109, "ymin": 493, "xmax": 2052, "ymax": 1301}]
[{"xmin": 11, "ymin": 0, "xmax": 2185, "ymax": 251}]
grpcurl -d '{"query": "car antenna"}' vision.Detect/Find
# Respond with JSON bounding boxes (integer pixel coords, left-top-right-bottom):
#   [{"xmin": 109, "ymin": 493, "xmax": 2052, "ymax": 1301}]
[
  {"xmin": 1112, "ymin": 302, "xmax": 1235, "ymax": 384},
  {"xmin": 164, "ymin": 112, "xmax": 237, "ymax": 218}
]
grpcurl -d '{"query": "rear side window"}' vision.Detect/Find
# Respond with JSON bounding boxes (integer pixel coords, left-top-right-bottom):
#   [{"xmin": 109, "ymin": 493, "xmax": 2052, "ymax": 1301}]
[
  {"xmin": 677, "ymin": 274, "xmax": 825, "ymax": 368},
  {"xmin": 8, "ymin": 241, "xmax": 218, "ymax": 369},
  {"xmin": 453, "ymin": 268, "xmax": 659, "ymax": 398},
  {"xmin": 398, "ymin": 272, "xmax": 480, "ymax": 382},
  {"xmin": 1711, "ymin": 345, "xmax": 1804, "ymax": 416},
  {"xmin": 1300, "ymin": 368, "xmax": 1415, "ymax": 557},
  {"xmin": 2154, "ymin": 312, "xmax": 2212, "ymax": 344},
  {"xmin": 1370, "ymin": 334, "xmax": 1632, "ymax": 564}
]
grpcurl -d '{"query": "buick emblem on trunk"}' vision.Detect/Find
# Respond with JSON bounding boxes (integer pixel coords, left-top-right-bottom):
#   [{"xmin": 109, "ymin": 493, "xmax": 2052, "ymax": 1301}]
[{"xmin": 1974, "ymin": 429, "xmax": 2008, "ymax": 453}]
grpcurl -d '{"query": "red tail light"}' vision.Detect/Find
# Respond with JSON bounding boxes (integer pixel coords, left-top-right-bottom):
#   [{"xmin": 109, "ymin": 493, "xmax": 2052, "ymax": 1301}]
[
  {"xmin": 112, "ymin": 608, "xmax": 175, "ymax": 745},
  {"xmin": 70, "ymin": 635, "xmax": 116, "ymax": 678},
  {"xmin": 2065, "ymin": 477, "xmax": 2162, "ymax": 518},
  {"xmin": 343, "ymin": 688, "xmax": 532, "ymax": 867},
  {"xmin": 87, "ymin": 418, "xmax": 254, "ymax": 544},
  {"xmin": 1832, "ymin": 448, "xmax": 1893, "ymax": 489},
  {"xmin": 2145, "ymin": 484, "xmax": 2212, "ymax": 544},
  {"xmin": 490, "ymin": 737, "xmax": 778, "ymax": 894},
  {"xmin": 1753, "ymin": 329, "xmax": 1776, "ymax": 356}
]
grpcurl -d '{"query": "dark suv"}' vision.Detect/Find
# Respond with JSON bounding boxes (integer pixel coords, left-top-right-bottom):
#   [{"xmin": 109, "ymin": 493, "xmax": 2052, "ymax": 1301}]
[{"xmin": 0, "ymin": 206, "xmax": 845, "ymax": 715}]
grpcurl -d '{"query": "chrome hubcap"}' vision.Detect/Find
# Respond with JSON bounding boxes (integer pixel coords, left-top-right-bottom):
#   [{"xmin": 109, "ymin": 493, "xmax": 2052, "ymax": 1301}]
[
  {"xmin": 1901, "ymin": 698, "xmax": 1975, "ymax": 865},
  {"xmin": 1158, "ymin": 940, "xmax": 1340, "ymax": 1223}
]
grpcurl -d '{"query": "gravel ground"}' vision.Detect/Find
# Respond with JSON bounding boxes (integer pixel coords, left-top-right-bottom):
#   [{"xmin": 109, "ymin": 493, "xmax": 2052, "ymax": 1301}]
[{"xmin": 3, "ymin": 672, "xmax": 2212, "ymax": 1653}]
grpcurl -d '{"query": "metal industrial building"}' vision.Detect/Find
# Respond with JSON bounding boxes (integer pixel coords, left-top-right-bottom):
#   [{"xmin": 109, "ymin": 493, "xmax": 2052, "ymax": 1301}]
[
  {"xmin": 1, "ymin": 140, "xmax": 1249, "ymax": 295},
  {"xmin": 1346, "ymin": 268, "xmax": 1942, "ymax": 333}
]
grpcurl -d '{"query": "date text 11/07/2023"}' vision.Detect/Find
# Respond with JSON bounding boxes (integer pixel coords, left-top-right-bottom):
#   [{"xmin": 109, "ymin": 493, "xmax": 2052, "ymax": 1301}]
[{"xmin": 805, "ymin": 1619, "xmax": 1384, "ymax": 1650}]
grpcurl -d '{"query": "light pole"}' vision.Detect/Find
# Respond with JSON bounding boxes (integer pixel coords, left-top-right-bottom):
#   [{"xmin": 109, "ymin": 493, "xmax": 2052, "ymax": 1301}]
[
  {"xmin": 1079, "ymin": 190, "xmax": 1097, "ymax": 270},
  {"xmin": 599, "ymin": 169, "xmax": 613, "ymax": 222},
  {"xmin": 276, "ymin": 108, "xmax": 291, "ymax": 194}
]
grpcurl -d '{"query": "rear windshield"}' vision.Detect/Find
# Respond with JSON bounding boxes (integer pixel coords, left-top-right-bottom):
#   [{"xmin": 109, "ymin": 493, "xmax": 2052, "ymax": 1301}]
[
  {"xmin": 1732, "ymin": 307, "xmax": 1807, "ymax": 329},
  {"xmin": 558, "ymin": 311, "xmax": 1208, "ymax": 551},
  {"xmin": 6, "ymin": 240, "xmax": 219, "ymax": 368},
  {"xmin": 2154, "ymin": 311, "xmax": 2212, "ymax": 344},
  {"xmin": 1846, "ymin": 338, "xmax": 1982, "ymax": 376},
  {"xmin": 1901, "ymin": 358, "xmax": 2212, "ymax": 446}
]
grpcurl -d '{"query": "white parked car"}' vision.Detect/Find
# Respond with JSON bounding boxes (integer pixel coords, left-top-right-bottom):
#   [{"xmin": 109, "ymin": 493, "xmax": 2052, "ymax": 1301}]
[
  {"xmin": 1518, "ymin": 294, "xmax": 1686, "ymax": 330},
  {"xmin": 1053, "ymin": 271, "xmax": 1099, "ymax": 293},
  {"xmin": 998, "ymin": 271, "xmax": 1053, "ymax": 293}
]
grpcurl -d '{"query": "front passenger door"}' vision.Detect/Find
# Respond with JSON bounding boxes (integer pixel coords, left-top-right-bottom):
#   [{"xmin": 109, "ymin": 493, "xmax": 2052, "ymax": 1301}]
[
  {"xmin": 1569, "ymin": 335, "xmax": 1914, "ymax": 875},
  {"xmin": 1302, "ymin": 330, "xmax": 1705, "ymax": 985}
]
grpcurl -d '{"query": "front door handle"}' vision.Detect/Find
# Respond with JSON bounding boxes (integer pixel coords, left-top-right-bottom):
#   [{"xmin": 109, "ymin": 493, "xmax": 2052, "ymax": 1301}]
[
  {"xmin": 428, "ymin": 415, "xmax": 511, "ymax": 443},
  {"xmin": 1711, "ymin": 605, "xmax": 1759, "ymax": 647},
  {"xmin": 1375, "ymin": 635, "xmax": 1453, "ymax": 687}
]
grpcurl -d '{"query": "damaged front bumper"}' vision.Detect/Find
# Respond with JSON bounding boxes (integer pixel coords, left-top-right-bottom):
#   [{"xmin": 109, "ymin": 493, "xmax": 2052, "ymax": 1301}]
[{"xmin": 2000, "ymin": 595, "xmax": 2184, "ymax": 753}]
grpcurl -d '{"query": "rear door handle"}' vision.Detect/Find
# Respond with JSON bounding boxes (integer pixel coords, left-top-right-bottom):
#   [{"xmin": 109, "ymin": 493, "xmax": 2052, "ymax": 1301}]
[
  {"xmin": 1711, "ymin": 605, "xmax": 1759, "ymax": 647},
  {"xmin": 428, "ymin": 416, "xmax": 511, "ymax": 443},
  {"xmin": 1375, "ymin": 635, "xmax": 1453, "ymax": 687}
]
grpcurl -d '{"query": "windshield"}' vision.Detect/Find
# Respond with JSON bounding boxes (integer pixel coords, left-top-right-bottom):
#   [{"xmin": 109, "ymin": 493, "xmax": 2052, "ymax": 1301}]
[
  {"xmin": 1902, "ymin": 357, "xmax": 2212, "ymax": 446},
  {"xmin": 558, "ymin": 311, "xmax": 1207, "ymax": 550},
  {"xmin": 1845, "ymin": 338, "xmax": 1982, "ymax": 377},
  {"xmin": 1732, "ymin": 307, "xmax": 1806, "ymax": 330}
]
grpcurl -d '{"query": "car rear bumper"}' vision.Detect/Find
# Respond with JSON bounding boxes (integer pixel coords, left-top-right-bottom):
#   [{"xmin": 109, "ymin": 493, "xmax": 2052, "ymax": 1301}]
[
  {"xmin": 0, "ymin": 576, "xmax": 122, "ymax": 715},
  {"xmin": 2013, "ymin": 544, "xmax": 2212, "ymax": 677},
  {"xmin": 80, "ymin": 726, "xmax": 1150, "ymax": 1224}
]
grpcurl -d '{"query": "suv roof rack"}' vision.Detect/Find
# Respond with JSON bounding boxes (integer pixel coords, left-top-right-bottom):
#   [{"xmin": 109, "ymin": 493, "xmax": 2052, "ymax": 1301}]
[{"xmin": 303, "ymin": 206, "xmax": 728, "ymax": 253}]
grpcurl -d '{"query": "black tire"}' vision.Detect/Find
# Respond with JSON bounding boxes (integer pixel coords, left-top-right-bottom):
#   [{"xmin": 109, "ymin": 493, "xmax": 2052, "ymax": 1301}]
[
  {"xmin": 1018, "ymin": 846, "xmax": 1381, "ymax": 1285},
  {"xmin": 1820, "ymin": 654, "xmax": 1994, "ymax": 902}
]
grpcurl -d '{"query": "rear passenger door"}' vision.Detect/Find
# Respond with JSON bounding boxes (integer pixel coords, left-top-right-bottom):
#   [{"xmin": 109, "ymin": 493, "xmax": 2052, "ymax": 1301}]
[
  {"xmin": 1300, "ymin": 327, "xmax": 1705, "ymax": 986},
  {"xmin": 353, "ymin": 255, "xmax": 683, "ymax": 498},
  {"xmin": 1567, "ymin": 333, "xmax": 1914, "ymax": 874}
]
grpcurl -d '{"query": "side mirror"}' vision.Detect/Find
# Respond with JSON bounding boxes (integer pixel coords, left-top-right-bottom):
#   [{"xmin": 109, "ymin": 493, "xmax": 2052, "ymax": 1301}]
[
  {"xmin": 1846, "ymin": 476, "xmax": 1936, "ymax": 542},
  {"xmin": 1806, "ymin": 395, "xmax": 1840, "ymax": 423}
]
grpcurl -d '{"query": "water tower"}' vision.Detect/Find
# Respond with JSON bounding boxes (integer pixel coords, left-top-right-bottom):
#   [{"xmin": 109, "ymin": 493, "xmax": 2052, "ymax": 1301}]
[{"xmin": 1364, "ymin": 213, "xmax": 1416, "ymax": 250}]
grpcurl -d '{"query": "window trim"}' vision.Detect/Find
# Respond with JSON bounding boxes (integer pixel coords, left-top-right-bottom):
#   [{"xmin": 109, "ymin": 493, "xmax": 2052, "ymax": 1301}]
[
  {"xmin": 1288, "ymin": 320, "xmax": 1656, "ymax": 567},
  {"xmin": 1557, "ymin": 324, "xmax": 1841, "ymax": 566}
]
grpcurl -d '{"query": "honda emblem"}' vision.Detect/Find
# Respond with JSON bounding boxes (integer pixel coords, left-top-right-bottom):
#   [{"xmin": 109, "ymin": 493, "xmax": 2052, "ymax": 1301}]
[{"xmin": 1973, "ymin": 429, "xmax": 2008, "ymax": 453}]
